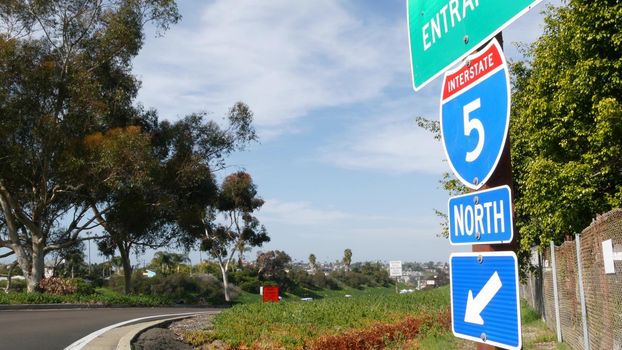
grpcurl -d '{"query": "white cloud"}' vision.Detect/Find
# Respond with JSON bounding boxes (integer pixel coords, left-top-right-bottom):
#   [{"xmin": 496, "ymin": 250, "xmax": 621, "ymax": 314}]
[
  {"xmin": 133, "ymin": 1, "xmax": 407, "ymax": 136},
  {"xmin": 322, "ymin": 119, "xmax": 444, "ymax": 174},
  {"xmin": 259, "ymin": 199, "xmax": 351, "ymax": 225},
  {"xmin": 259, "ymin": 197, "xmax": 441, "ymax": 228},
  {"xmin": 318, "ymin": 94, "xmax": 446, "ymax": 175}
]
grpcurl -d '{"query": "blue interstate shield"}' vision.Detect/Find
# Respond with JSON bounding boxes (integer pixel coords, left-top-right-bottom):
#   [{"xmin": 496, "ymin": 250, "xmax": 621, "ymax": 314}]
[{"xmin": 440, "ymin": 39, "xmax": 510, "ymax": 189}]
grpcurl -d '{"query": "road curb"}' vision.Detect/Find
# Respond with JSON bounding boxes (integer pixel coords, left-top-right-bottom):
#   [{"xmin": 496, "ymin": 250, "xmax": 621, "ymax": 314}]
[
  {"xmin": 64, "ymin": 310, "xmax": 220, "ymax": 350},
  {"xmin": 0, "ymin": 304, "xmax": 129, "ymax": 311},
  {"xmin": 117, "ymin": 315, "xmax": 195, "ymax": 350}
]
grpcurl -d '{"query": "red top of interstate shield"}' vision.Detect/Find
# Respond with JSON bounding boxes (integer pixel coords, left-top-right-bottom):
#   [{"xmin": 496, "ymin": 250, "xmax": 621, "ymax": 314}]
[{"xmin": 442, "ymin": 41, "xmax": 504, "ymax": 101}]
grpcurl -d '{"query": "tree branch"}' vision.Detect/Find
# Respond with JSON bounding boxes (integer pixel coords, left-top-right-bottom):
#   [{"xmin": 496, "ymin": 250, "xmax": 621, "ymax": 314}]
[
  {"xmin": 0, "ymin": 250, "xmax": 15, "ymax": 259},
  {"xmin": 24, "ymin": 0, "xmax": 59, "ymax": 50},
  {"xmin": 44, "ymin": 234, "xmax": 106, "ymax": 253}
]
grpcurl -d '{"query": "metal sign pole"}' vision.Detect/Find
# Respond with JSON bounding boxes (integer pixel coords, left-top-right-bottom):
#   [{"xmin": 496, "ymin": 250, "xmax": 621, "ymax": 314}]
[
  {"xmin": 469, "ymin": 32, "xmax": 519, "ymax": 350},
  {"xmin": 550, "ymin": 241, "xmax": 563, "ymax": 343},
  {"xmin": 575, "ymin": 234, "xmax": 590, "ymax": 350}
]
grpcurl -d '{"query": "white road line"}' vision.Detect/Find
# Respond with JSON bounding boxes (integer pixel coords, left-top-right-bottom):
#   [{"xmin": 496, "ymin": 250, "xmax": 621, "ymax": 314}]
[{"xmin": 63, "ymin": 311, "xmax": 209, "ymax": 350}]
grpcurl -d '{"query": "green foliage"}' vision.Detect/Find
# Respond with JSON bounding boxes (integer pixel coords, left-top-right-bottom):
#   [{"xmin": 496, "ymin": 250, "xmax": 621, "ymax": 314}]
[
  {"xmin": 342, "ymin": 248, "xmax": 353, "ymax": 271},
  {"xmin": 256, "ymin": 250, "xmax": 291, "ymax": 287},
  {"xmin": 521, "ymin": 299, "xmax": 542, "ymax": 325},
  {"xmin": 71, "ymin": 278, "xmax": 96, "ymax": 295},
  {"xmin": 106, "ymin": 271, "xmax": 231, "ymax": 304},
  {"xmin": 181, "ymin": 330, "xmax": 215, "ymax": 348},
  {"xmin": 0, "ymin": 278, "xmax": 26, "ymax": 292},
  {"xmin": 228, "ymin": 269, "xmax": 261, "ymax": 293},
  {"xmin": 0, "ymin": 0, "xmax": 259, "ymax": 297},
  {"xmin": 0, "ymin": 0, "xmax": 181, "ymax": 292},
  {"xmin": 0, "ymin": 290, "xmax": 169, "ymax": 306},
  {"xmin": 207, "ymin": 287, "xmax": 450, "ymax": 349},
  {"xmin": 310, "ymin": 271, "xmax": 341, "ymax": 290},
  {"xmin": 510, "ymin": 0, "xmax": 622, "ymax": 260},
  {"xmin": 148, "ymin": 251, "xmax": 190, "ymax": 275},
  {"xmin": 323, "ymin": 262, "xmax": 393, "ymax": 290},
  {"xmin": 415, "ymin": 332, "xmax": 460, "ymax": 350}
]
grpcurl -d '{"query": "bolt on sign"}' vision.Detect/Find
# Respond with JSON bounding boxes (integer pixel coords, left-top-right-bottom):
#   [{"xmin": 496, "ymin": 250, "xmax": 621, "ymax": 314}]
[{"xmin": 407, "ymin": 0, "xmax": 543, "ymax": 91}]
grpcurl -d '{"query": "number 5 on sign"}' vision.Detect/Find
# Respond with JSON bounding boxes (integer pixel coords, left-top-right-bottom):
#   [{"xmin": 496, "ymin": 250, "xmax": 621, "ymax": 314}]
[
  {"xmin": 440, "ymin": 39, "xmax": 510, "ymax": 190},
  {"xmin": 463, "ymin": 98, "xmax": 483, "ymax": 162}
]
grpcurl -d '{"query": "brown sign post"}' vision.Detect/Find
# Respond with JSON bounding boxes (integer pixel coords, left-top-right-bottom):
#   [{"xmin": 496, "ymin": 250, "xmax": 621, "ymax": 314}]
[{"xmin": 471, "ymin": 33, "xmax": 520, "ymax": 350}]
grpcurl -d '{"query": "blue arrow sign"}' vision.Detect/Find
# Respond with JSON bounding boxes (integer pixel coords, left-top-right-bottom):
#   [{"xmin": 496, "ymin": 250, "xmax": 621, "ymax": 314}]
[
  {"xmin": 448, "ymin": 185, "xmax": 514, "ymax": 245},
  {"xmin": 440, "ymin": 39, "xmax": 510, "ymax": 190},
  {"xmin": 450, "ymin": 252, "xmax": 521, "ymax": 350}
]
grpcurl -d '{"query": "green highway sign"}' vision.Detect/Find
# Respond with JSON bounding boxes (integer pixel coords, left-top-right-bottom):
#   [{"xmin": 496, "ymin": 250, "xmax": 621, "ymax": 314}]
[{"xmin": 407, "ymin": 0, "xmax": 543, "ymax": 91}]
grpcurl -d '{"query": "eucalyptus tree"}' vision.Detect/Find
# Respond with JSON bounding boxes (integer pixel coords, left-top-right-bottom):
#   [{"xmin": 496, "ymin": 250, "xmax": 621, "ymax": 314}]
[
  {"xmin": 191, "ymin": 172, "xmax": 269, "ymax": 302},
  {"xmin": 88, "ymin": 103, "xmax": 258, "ymax": 294},
  {"xmin": 0, "ymin": 0, "xmax": 180, "ymax": 292},
  {"xmin": 257, "ymin": 250, "xmax": 291, "ymax": 285}
]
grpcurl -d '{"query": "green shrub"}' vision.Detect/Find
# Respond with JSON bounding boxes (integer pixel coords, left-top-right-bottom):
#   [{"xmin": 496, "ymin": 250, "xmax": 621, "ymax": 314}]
[
  {"xmin": 0, "ymin": 278, "xmax": 27, "ymax": 292},
  {"xmin": 311, "ymin": 272, "xmax": 340, "ymax": 290},
  {"xmin": 107, "ymin": 271, "xmax": 231, "ymax": 304},
  {"xmin": 0, "ymin": 290, "xmax": 170, "ymax": 306},
  {"xmin": 105, "ymin": 274, "xmax": 127, "ymax": 294},
  {"xmin": 229, "ymin": 269, "xmax": 261, "ymax": 293},
  {"xmin": 238, "ymin": 279, "xmax": 261, "ymax": 293},
  {"xmin": 70, "ymin": 278, "xmax": 96, "ymax": 295}
]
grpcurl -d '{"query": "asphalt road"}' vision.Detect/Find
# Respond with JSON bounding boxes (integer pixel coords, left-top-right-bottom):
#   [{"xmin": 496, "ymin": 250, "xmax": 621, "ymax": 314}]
[{"xmin": 0, "ymin": 307, "xmax": 217, "ymax": 350}]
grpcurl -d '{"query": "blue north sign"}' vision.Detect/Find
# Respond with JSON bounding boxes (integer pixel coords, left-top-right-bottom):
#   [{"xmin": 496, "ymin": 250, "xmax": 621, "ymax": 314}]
[
  {"xmin": 440, "ymin": 39, "xmax": 510, "ymax": 190},
  {"xmin": 450, "ymin": 252, "xmax": 521, "ymax": 350},
  {"xmin": 448, "ymin": 185, "xmax": 513, "ymax": 245}
]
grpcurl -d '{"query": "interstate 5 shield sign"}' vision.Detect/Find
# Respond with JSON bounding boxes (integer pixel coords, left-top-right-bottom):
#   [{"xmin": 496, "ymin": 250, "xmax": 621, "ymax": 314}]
[{"xmin": 440, "ymin": 39, "xmax": 510, "ymax": 190}]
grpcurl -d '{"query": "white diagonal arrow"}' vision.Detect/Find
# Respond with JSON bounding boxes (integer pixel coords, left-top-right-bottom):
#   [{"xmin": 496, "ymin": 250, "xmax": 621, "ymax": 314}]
[{"xmin": 464, "ymin": 271, "xmax": 502, "ymax": 325}]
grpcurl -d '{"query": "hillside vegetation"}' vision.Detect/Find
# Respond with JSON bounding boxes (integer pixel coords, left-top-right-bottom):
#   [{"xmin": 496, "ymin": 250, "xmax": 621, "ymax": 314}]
[{"xmin": 183, "ymin": 287, "xmax": 451, "ymax": 350}]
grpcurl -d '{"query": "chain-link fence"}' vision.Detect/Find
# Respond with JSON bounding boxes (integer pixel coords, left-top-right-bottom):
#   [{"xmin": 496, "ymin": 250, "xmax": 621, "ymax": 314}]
[{"xmin": 522, "ymin": 209, "xmax": 622, "ymax": 349}]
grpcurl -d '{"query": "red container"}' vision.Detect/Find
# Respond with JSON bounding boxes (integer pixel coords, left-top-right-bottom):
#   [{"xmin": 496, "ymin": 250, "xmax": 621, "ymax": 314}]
[{"xmin": 262, "ymin": 285, "xmax": 279, "ymax": 303}]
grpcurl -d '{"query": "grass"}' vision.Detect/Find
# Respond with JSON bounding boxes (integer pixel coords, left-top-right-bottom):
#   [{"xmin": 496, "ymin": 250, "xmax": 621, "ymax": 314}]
[
  {"xmin": 234, "ymin": 285, "xmax": 400, "ymax": 305},
  {"xmin": 520, "ymin": 300, "xmax": 572, "ymax": 350},
  {"xmin": 178, "ymin": 288, "xmax": 574, "ymax": 350},
  {"xmin": 185, "ymin": 286, "xmax": 451, "ymax": 349}
]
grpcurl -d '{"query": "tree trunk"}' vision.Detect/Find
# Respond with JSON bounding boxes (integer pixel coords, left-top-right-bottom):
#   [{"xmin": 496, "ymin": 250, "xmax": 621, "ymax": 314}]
[
  {"xmin": 119, "ymin": 246, "xmax": 133, "ymax": 295},
  {"xmin": 4, "ymin": 261, "xmax": 17, "ymax": 293},
  {"xmin": 26, "ymin": 242, "xmax": 45, "ymax": 293},
  {"xmin": 219, "ymin": 263, "xmax": 230, "ymax": 302}
]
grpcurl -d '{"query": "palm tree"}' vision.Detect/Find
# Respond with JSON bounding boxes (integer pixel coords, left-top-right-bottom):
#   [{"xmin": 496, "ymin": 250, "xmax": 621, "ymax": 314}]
[
  {"xmin": 343, "ymin": 249, "xmax": 352, "ymax": 272},
  {"xmin": 150, "ymin": 252, "xmax": 189, "ymax": 275}
]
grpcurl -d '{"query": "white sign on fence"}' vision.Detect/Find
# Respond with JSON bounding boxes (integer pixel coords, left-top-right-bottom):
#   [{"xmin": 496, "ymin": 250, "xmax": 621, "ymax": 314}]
[
  {"xmin": 389, "ymin": 261, "xmax": 403, "ymax": 277},
  {"xmin": 603, "ymin": 239, "xmax": 616, "ymax": 274}
]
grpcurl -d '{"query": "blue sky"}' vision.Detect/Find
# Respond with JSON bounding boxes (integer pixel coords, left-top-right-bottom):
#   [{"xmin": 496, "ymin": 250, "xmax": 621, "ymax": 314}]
[{"xmin": 129, "ymin": 0, "xmax": 555, "ymax": 265}]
